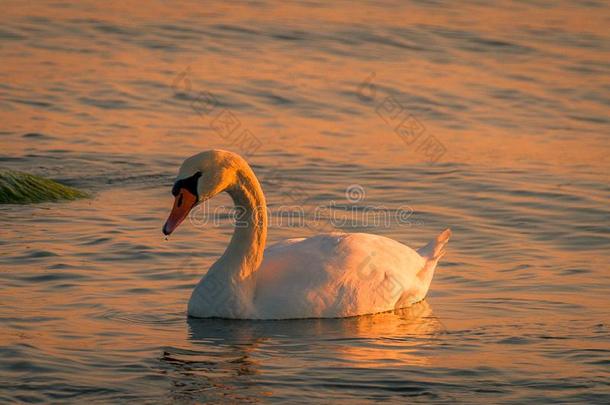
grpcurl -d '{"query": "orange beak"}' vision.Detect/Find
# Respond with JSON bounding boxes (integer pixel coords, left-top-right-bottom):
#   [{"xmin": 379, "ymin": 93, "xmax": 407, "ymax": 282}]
[{"xmin": 162, "ymin": 189, "xmax": 197, "ymax": 236}]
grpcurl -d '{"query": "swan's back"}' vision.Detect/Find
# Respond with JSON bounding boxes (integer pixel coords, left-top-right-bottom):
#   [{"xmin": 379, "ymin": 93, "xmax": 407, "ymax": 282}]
[{"xmin": 253, "ymin": 231, "xmax": 448, "ymax": 319}]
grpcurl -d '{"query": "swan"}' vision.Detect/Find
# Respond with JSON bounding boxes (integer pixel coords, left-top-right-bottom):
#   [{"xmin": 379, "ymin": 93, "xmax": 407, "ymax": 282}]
[{"xmin": 162, "ymin": 150, "xmax": 451, "ymax": 319}]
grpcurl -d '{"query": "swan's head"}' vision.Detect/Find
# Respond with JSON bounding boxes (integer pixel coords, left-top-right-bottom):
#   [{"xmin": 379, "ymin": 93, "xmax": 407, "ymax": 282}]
[{"xmin": 162, "ymin": 150, "xmax": 241, "ymax": 236}]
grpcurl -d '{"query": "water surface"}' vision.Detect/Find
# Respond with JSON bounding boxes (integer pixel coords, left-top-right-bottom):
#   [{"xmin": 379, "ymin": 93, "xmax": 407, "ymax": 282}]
[{"xmin": 1, "ymin": 0, "xmax": 609, "ymax": 403}]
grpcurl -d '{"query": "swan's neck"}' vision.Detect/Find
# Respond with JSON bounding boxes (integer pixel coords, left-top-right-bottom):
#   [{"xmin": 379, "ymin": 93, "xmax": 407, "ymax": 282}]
[{"xmin": 209, "ymin": 167, "xmax": 267, "ymax": 283}]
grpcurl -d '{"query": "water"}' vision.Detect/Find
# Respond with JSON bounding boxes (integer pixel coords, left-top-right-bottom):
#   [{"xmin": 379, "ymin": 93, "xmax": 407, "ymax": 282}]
[{"xmin": 1, "ymin": 0, "xmax": 609, "ymax": 402}]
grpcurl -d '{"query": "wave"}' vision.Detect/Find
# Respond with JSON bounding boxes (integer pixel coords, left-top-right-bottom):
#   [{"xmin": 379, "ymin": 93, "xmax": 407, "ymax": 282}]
[{"xmin": 0, "ymin": 169, "xmax": 89, "ymax": 204}]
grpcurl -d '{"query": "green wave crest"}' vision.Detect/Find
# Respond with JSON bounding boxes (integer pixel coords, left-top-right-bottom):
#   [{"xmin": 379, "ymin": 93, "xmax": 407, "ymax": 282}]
[{"xmin": 0, "ymin": 169, "xmax": 89, "ymax": 204}]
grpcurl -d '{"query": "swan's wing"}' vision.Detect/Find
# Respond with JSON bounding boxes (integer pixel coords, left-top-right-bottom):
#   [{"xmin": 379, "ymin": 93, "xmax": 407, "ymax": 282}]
[
  {"xmin": 253, "ymin": 233, "xmax": 428, "ymax": 318},
  {"xmin": 265, "ymin": 237, "xmax": 306, "ymax": 251}
]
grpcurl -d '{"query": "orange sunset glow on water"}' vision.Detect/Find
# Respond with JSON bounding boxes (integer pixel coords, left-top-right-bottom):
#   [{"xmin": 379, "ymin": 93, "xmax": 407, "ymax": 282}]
[{"xmin": 0, "ymin": 0, "xmax": 609, "ymax": 403}]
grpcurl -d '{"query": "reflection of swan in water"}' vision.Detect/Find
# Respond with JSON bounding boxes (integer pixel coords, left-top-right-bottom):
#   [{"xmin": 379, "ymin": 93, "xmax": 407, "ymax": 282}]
[
  {"xmin": 186, "ymin": 299, "xmax": 443, "ymax": 344},
  {"xmin": 160, "ymin": 302, "xmax": 444, "ymax": 402},
  {"xmin": 162, "ymin": 150, "xmax": 451, "ymax": 319}
]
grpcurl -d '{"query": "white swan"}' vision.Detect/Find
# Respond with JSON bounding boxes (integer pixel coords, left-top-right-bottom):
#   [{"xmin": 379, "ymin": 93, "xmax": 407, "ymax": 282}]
[{"xmin": 163, "ymin": 150, "xmax": 451, "ymax": 319}]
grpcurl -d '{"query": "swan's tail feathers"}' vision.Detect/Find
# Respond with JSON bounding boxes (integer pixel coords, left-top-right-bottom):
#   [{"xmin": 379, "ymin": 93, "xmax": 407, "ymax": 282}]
[{"xmin": 417, "ymin": 228, "xmax": 452, "ymax": 261}]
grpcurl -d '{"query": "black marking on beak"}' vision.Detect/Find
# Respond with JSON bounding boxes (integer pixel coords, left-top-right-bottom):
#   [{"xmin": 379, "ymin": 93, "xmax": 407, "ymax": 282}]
[{"xmin": 172, "ymin": 171, "xmax": 202, "ymax": 197}]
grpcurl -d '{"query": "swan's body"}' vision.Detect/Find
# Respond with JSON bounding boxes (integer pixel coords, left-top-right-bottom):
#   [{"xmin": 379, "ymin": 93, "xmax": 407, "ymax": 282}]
[
  {"xmin": 163, "ymin": 150, "xmax": 451, "ymax": 320},
  {"xmin": 189, "ymin": 232, "xmax": 449, "ymax": 319}
]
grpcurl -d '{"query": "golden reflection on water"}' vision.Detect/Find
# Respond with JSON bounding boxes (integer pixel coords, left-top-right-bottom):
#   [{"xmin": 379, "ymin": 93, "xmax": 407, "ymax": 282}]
[
  {"xmin": 156, "ymin": 301, "xmax": 442, "ymax": 401},
  {"xmin": 1, "ymin": 0, "xmax": 609, "ymax": 402}
]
